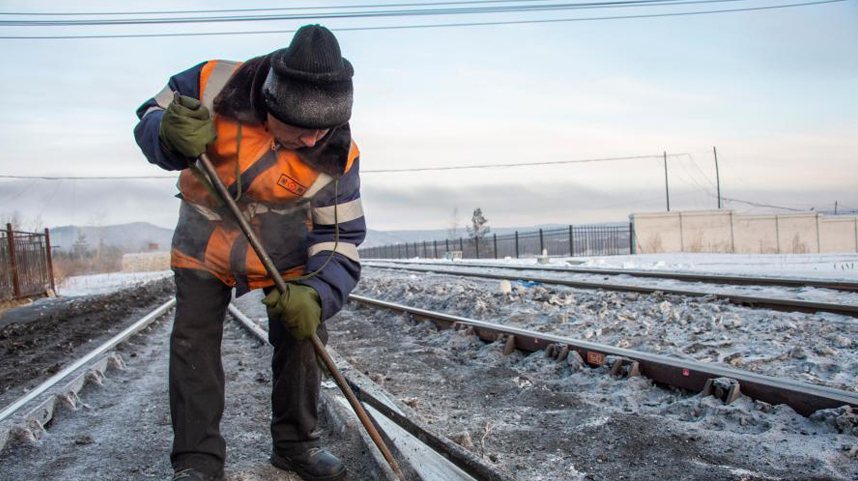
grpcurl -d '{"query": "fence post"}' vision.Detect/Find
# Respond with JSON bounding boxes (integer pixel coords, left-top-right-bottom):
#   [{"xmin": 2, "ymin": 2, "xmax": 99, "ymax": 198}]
[
  {"xmin": 475, "ymin": 237, "xmax": 480, "ymax": 259},
  {"xmin": 515, "ymin": 231, "xmax": 519, "ymax": 258},
  {"xmin": 493, "ymin": 233, "xmax": 498, "ymax": 259},
  {"xmin": 433, "ymin": 240, "xmax": 438, "ymax": 259},
  {"xmin": 539, "ymin": 228, "xmax": 544, "ymax": 255},
  {"xmin": 44, "ymin": 228, "xmax": 56, "ymax": 293},
  {"xmin": 445, "ymin": 239, "xmax": 449, "ymax": 253},
  {"xmin": 6, "ymin": 223, "xmax": 20, "ymax": 299},
  {"xmin": 568, "ymin": 225, "xmax": 574, "ymax": 257},
  {"xmin": 629, "ymin": 221, "xmax": 635, "ymax": 254},
  {"xmin": 459, "ymin": 237, "xmax": 464, "ymax": 252}
]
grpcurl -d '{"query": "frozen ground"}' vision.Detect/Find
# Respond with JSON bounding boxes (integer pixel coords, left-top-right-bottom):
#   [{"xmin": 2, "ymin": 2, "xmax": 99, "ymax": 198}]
[
  {"xmin": 372, "ymin": 253, "xmax": 858, "ymax": 280},
  {"xmin": 0, "ymin": 278, "xmax": 175, "ymax": 409},
  {"xmin": 227, "ymin": 289, "xmax": 858, "ymax": 481},
  {"xmin": 58, "ymin": 270, "xmax": 172, "ymax": 297},
  {"xmin": 357, "ymin": 269, "xmax": 858, "ymax": 393},
  {"xmin": 0, "ymin": 309, "xmax": 380, "ymax": 481}
]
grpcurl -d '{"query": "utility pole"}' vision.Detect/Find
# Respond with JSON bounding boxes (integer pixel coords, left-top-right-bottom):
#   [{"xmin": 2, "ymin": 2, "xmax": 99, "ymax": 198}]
[
  {"xmin": 835, "ymin": 201, "xmax": 838, "ymax": 215},
  {"xmin": 663, "ymin": 151, "xmax": 670, "ymax": 212},
  {"xmin": 713, "ymin": 146, "xmax": 722, "ymax": 209}
]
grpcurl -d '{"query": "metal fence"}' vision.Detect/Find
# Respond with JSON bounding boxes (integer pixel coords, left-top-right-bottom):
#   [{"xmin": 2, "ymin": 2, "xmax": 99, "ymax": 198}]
[
  {"xmin": 0, "ymin": 224, "xmax": 56, "ymax": 301},
  {"xmin": 360, "ymin": 223, "xmax": 632, "ymax": 260}
]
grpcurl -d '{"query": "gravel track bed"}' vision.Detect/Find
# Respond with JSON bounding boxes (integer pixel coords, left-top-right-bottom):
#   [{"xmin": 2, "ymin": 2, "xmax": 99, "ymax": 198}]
[
  {"xmin": 366, "ymin": 261, "xmax": 858, "ymax": 307},
  {"xmin": 325, "ymin": 301, "xmax": 858, "ymax": 481},
  {"xmin": 0, "ymin": 308, "xmax": 379, "ymax": 480},
  {"xmin": 358, "ymin": 269, "xmax": 858, "ymax": 393},
  {"xmin": 0, "ymin": 278, "xmax": 175, "ymax": 409}
]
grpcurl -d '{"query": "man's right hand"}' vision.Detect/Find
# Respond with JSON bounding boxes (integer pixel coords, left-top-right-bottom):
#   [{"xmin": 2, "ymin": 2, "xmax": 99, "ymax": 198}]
[{"xmin": 159, "ymin": 95, "xmax": 217, "ymax": 159}]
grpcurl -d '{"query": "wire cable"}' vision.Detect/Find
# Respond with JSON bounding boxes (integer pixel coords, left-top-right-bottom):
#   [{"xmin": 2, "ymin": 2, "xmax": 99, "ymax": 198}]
[
  {"xmin": 0, "ymin": 153, "xmax": 687, "ymax": 179},
  {"xmin": 0, "ymin": 0, "xmax": 758, "ymax": 27},
  {"xmin": 0, "ymin": 0, "xmax": 699, "ymax": 16},
  {"xmin": 0, "ymin": 0, "xmax": 843, "ymax": 40}
]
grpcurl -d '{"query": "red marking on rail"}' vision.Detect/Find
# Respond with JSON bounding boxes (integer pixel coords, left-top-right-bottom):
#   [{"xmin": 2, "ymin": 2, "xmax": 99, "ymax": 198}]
[{"xmin": 682, "ymin": 368, "xmax": 690, "ymax": 376}]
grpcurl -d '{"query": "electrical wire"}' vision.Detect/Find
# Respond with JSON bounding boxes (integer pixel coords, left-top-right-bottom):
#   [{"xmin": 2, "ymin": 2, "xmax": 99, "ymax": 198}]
[
  {"xmin": 0, "ymin": 154, "xmax": 687, "ymax": 179},
  {"xmin": 0, "ymin": 0, "xmax": 758, "ymax": 26},
  {"xmin": 0, "ymin": 0, "xmax": 717, "ymax": 16},
  {"xmin": 0, "ymin": 0, "xmax": 845, "ymax": 39}
]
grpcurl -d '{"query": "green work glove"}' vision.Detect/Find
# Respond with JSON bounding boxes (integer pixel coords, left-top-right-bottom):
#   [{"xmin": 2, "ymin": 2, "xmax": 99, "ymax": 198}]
[
  {"xmin": 158, "ymin": 95, "xmax": 217, "ymax": 158},
  {"xmin": 262, "ymin": 284, "xmax": 322, "ymax": 340}
]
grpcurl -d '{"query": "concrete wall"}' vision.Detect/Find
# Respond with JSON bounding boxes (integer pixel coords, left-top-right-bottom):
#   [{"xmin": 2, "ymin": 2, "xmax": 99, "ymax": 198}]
[
  {"xmin": 631, "ymin": 210, "xmax": 858, "ymax": 254},
  {"xmin": 819, "ymin": 217, "xmax": 858, "ymax": 253}
]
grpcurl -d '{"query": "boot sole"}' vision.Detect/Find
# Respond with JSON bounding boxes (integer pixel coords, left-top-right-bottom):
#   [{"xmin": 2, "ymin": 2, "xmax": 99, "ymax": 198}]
[{"xmin": 270, "ymin": 453, "xmax": 347, "ymax": 481}]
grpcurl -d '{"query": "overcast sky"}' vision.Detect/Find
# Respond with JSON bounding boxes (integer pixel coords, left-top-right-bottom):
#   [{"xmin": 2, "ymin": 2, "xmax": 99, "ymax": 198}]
[{"xmin": 0, "ymin": 0, "xmax": 856, "ymax": 231}]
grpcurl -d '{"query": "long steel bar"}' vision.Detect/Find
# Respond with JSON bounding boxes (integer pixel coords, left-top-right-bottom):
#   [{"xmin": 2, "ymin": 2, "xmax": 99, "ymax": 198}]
[
  {"xmin": 364, "ymin": 263, "xmax": 858, "ymax": 317},
  {"xmin": 193, "ymin": 151, "xmax": 404, "ymax": 480},
  {"xmin": 349, "ymin": 294, "xmax": 858, "ymax": 417},
  {"xmin": 0, "ymin": 298, "xmax": 175, "ymax": 424},
  {"xmin": 364, "ymin": 259, "xmax": 858, "ymax": 292}
]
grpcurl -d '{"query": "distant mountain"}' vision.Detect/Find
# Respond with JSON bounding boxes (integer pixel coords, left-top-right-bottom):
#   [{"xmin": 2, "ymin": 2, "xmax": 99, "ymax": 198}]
[{"xmin": 49, "ymin": 222, "xmax": 173, "ymax": 253}]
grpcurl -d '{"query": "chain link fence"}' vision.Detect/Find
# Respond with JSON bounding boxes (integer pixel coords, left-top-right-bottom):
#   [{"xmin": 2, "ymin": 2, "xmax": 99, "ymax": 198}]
[
  {"xmin": 1, "ymin": 224, "xmax": 55, "ymax": 301},
  {"xmin": 360, "ymin": 223, "xmax": 631, "ymax": 260}
]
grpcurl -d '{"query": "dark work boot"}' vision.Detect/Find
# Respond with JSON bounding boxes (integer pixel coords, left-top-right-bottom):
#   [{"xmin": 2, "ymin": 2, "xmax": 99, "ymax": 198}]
[
  {"xmin": 271, "ymin": 447, "xmax": 347, "ymax": 481},
  {"xmin": 171, "ymin": 468, "xmax": 224, "ymax": 481}
]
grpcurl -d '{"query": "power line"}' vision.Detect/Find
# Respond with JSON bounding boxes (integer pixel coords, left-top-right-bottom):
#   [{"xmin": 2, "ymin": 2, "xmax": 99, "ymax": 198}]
[
  {"xmin": 359, "ymin": 153, "xmax": 686, "ymax": 172},
  {"xmin": 0, "ymin": 0, "xmax": 756, "ymax": 27},
  {"xmin": 0, "ymin": 0, "xmax": 686, "ymax": 16},
  {"xmin": 0, "ymin": 0, "xmax": 845, "ymax": 39},
  {"xmin": 0, "ymin": 174, "xmax": 175, "ymax": 180},
  {"xmin": 0, "ymin": 154, "xmax": 687, "ymax": 179}
]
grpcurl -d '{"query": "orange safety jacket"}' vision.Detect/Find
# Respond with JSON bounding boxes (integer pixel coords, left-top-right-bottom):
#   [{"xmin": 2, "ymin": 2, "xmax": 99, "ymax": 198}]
[{"xmin": 134, "ymin": 58, "xmax": 365, "ymax": 320}]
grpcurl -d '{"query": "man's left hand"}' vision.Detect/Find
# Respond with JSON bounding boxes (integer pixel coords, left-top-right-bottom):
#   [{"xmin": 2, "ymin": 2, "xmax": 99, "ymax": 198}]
[{"xmin": 262, "ymin": 284, "xmax": 322, "ymax": 340}]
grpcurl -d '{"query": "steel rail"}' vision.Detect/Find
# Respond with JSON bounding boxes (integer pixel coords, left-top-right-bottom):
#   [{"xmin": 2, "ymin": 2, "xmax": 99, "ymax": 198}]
[
  {"xmin": 365, "ymin": 259, "xmax": 858, "ymax": 292},
  {"xmin": 0, "ymin": 298, "xmax": 176, "ymax": 424},
  {"xmin": 364, "ymin": 263, "xmax": 858, "ymax": 318},
  {"xmin": 349, "ymin": 294, "xmax": 858, "ymax": 417}
]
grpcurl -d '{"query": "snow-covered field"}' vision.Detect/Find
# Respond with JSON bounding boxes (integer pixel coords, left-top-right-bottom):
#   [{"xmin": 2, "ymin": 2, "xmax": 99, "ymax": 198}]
[
  {"xmin": 58, "ymin": 270, "xmax": 172, "ymax": 297},
  {"xmin": 372, "ymin": 253, "xmax": 858, "ymax": 280}
]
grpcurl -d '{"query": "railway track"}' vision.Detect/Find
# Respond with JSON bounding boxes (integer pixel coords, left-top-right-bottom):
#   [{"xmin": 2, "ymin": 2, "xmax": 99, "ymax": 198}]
[
  {"xmin": 348, "ymin": 294, "xmax": 858, "ymax": 417},
  {"xmin": 0, "ymin": 295, "xmax": 511, "ymax": 481},
  {"xmin": 365, "ymin": 259, "xmax": 858, "ymax": 292},
  {"xmin": 364, "ymin": 262, "xmax": 858, "ymax": 318},
  {"xmin": 2, "ymin": 290, "xmax": 855, "ymax": 480}
]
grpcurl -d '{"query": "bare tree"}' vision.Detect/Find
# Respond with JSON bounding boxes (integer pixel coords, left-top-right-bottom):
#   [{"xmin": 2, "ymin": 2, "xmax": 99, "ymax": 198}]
[
  {"xmin": 1, "ymin": 210, "xmax": 44, "ymax": 232},
  {"xmin": 466, "ymin": 208, "xmax": 490, "ymax": 243}
]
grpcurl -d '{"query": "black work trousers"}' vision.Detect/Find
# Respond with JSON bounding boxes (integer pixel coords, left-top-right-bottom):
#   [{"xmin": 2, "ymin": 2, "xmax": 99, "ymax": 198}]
[{"xmin": 170, "ymin": 268, "xmax": 327, "ymax": 477}]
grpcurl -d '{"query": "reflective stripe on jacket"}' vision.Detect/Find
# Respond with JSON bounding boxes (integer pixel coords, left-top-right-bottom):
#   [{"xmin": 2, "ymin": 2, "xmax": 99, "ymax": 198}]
[{"xmin": 134, "ymin": 59, "xmax": 365, "ymax": 320}]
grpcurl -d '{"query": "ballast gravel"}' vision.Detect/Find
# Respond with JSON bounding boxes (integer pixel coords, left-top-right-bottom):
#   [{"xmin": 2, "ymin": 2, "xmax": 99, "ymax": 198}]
[{"xmin": 358, "ymin": 268, "xmax": 858, "ymax": 393}]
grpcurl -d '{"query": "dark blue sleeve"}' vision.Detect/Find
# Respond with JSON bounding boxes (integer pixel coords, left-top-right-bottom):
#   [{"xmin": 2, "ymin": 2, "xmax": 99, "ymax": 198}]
[
  {"xmin": 299, "ymin": 158, "xmax": 365, "ymax": 321},
  {"xmin": 133, "ymin": 61, "xmax": 207, "ymax": 171}
]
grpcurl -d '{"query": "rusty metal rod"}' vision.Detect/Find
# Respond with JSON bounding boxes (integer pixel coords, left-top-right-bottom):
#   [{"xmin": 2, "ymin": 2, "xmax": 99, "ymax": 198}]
[{"xmin": 193, "ymin": 152, "xmax": 404, "ymax": 480}]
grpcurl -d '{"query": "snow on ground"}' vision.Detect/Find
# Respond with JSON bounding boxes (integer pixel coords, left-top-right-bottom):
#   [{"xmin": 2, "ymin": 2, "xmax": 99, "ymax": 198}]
[
  {"xmin": 372, "ymin": 253, "xmax": 858, "ymax": 280},
  {"xmin": 58, "ymin": 270, "xmax": 172, "ymax": 297},
  {"xmin": 581, "ymin": 253, "xmax": 858, "ymax": 279},
  {"xmin": 356, "ymin": 269, "xmax": 858, "ymax": 393}
]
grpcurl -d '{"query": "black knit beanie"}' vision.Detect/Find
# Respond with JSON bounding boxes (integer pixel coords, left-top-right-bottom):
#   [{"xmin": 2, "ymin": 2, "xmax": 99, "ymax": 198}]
[{"xmin": 262, "ymin": 25, "xmax": 354, "ymax": 129}]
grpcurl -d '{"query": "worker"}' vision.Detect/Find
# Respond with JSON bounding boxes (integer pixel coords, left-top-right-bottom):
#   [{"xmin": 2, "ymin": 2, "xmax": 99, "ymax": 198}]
[{"xmin": 133, "ymin": 25, "xmax": 363, "ymax": 481}]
